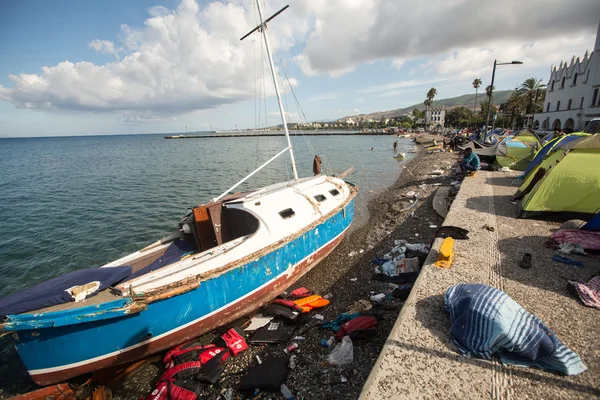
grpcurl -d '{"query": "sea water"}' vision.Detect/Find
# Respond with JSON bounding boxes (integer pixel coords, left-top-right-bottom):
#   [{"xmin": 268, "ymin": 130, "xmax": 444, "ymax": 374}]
[{"xmin": 0, "ymin": 133, "xmax": 414, "ymax": 297}]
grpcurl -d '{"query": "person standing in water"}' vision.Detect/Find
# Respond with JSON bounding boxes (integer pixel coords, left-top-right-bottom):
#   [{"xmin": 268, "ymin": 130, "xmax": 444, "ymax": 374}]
[{"xmin": 393, "ymin": 140, "xmax": 398, "ymax": 151}]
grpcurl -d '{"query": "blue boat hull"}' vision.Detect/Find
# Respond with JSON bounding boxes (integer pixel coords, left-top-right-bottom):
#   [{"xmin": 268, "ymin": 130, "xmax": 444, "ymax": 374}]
[{"xmin": 14, "ymin": 199, "xmax": 354, "ymax": 385}]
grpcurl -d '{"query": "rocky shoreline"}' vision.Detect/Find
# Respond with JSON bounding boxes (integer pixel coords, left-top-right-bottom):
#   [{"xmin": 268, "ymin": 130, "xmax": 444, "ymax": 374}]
[{"xmin": 0, "ymin": 134, "xmax": 460, "ymax": 400}]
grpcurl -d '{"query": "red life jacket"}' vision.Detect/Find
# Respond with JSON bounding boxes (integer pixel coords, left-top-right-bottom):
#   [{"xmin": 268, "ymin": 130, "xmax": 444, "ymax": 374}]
[
  {"xmin": 164, "ymin": 341, "xmax": 229, "ymax": 368},
  {"xmin": 146, "ymin": 361, "xmax": 206, "ymax": 400},
  {"xmin": 335, "ymin": 316, "xmax": 378, "ymax": 340}
]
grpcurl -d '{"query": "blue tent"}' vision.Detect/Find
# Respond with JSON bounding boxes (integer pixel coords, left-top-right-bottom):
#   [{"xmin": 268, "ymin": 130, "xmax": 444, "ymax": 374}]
[{"xmin": 583, "ymin": 212, "xmax": 600, "ymax": 231}]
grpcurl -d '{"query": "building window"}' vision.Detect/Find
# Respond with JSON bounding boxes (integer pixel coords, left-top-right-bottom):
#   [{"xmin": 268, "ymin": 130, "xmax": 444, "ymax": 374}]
[
  {"xmin": 568, "ymin": 99, "xmax": 572, "ymax": 110},
  {"xmin": 580, "ymin": 97, "xmax": 584, "ymax": 108},
  {"xmin": 561, "ymin": 77, "xmax": 565, "ymax": 88},
  {"xmin": 573, "ymin": 73, "xmax": 578, "ymax": 85},
  {"xmin": 551, "ymin": 81, "xmax": 555, "ymax": 91},
  {"xmin": 546, "ymin": 103, "xmax": 551, "ymax": 112},
  {"xmin": 592, "ymin": 88, "xmax": 599, "ymax": 107},
  {"xmin": 556, "ymin": 101, "xmax": 560, "ymax": 111}
]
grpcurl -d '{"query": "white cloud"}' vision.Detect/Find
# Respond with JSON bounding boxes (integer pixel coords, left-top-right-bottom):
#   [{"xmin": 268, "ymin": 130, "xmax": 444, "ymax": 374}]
[
  {"xmin": 360, "ymin": 77, "xmax": 451, "ymax": 93},
  {"xmin": 1, "ymin": 0, "xmax": 599, "ymax": 122},
  {"xmin": 0, "ymin": 0, "xmax": 298, "ymax": 121},
  {"xmin": 295, "ymin": 0, "xmax": 600, "ymax": 77},
  {"xmin": 88, "ymin": 40, "xmax": 121, "ymax": 58}
]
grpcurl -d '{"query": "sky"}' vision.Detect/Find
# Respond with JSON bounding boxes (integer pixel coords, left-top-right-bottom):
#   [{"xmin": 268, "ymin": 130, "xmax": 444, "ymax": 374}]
[{"xmin": 0, "ymin": 0, "xmax": 599, "ymax": 137}]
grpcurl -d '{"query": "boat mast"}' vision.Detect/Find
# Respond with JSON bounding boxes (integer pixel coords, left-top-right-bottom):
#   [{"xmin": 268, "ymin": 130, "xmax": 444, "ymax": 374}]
[
  {"xmin": 254, "ymin": 2, "xmax": 298, "ymax": 181},
  {"xmin": 214, "ymin": 4, "xmax": 297, "ymax": 202}
]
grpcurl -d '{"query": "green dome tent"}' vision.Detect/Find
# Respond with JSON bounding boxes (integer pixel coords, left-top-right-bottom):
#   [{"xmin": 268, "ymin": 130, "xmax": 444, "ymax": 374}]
[
  {"xmin": 495, "ymin": 130, "xmax": 540, "ymax": 170},
  {"xmin": 517, "ymin": 134, "xmax": 600, "ymax": 219},
  {"xmin": 515, "ymin": 133, "xmax": 591, "ymax": 198}
]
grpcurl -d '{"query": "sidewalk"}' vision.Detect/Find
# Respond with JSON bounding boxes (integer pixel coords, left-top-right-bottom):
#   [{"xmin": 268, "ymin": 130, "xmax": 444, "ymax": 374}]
[{"xmin": 359, "ymin": 170, "xmax": 600, "ymax": 399}]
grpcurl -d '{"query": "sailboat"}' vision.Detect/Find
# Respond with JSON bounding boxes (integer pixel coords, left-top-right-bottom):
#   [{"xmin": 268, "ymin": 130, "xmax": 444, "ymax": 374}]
[{"xmin": 0, "ymin": 2, "xmax": 356, "ymax": 386}]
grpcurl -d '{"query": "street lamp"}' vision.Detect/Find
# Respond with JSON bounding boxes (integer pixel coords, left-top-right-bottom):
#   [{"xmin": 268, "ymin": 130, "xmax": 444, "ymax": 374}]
[{"xmin": 485, "ymin": 60, "xmax": 523, "ymax": 132}]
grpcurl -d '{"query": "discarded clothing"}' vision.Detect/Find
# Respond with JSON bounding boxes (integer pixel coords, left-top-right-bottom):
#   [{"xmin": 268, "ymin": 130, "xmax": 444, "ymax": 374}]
[
  {"xmin": 557, "ymin": 242, "xmax": 586, "ymax": 255},
  {"xmin": 372, "ymin": 271, "xmax": 419, "ymax": 284},
  {"xmin": 321, "ymin": 312, "xmax": 359, "ymax": 332},
  {"xmin": 552, "ymin": 255, "xmax": 584, "ymax": 268},
  {"xmin": 445, "ymin": 284, "xmax": 587, "ymax": 375},
  {"xmin": 435, "ymin": 226, "xmax": 469, "ymax": 240},
  {"xmin": 239, "ymin": 356, "xmax": 288, "ymax": 391},
  {"xmin": 243, "ymin": 314, "xmax": 273, "ymax": 332},
  {"xmin": 347, "ymin": 299, "xmax": 372, "ymax": 314},
  {"xmin": 551, "ymin": 229, "xmax": 600, "ymax": 251},
  {"xmin": 0, "ymin": 265, "xmax": 132, "ymax": 318},
  {"xmin": 248, "ymin": 320, "xmax": 290, "ymax": 344},
  {"xmin": 568, "ymin": 276, "xmax": 600, "ymax": 310},
  {"xmin": 371, "ymin": 258, "xmax": 389, "ymax": 266},
  {"xmin": 335, "ymin": 316, "xmax": 377, "ymax": 340},
  {"xmin": 262, "ymin": 304, "xmax": 299, "ymax": 321},
  {"xmin": 391, "ymin": 285, "xmax": 413, "ymax": 300}
]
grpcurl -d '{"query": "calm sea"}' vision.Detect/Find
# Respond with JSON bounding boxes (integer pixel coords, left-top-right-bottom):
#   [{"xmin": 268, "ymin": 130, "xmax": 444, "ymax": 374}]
[{"xmin": 0, "ymin": 133, "xmax": 414, "ymax": 297}]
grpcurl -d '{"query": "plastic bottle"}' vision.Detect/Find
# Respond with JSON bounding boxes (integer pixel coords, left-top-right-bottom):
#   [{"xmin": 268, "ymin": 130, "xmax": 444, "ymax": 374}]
[
  {"xmin": 283, "ymin": 342, "xmax": 299, "ymax": 355},
  {"xmin": 288, "ymin": 355, "xmax": 297, "ymax": 369},
  {"xmin": 370, "ymin": 293, "xmax": 386, "ymax": 302},
  {"xmin": 280, "ymin": 383, "xmax": 293, "ymax": 400}
]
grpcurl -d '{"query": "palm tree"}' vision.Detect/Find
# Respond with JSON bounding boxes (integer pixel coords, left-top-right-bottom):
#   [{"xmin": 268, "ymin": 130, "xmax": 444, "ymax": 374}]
[
  {"xmin": 505, "ymin": 90, "xmax": 526, "ymax": 129},
  {"xmin": 517, "ymin": 77, "xmax": 547, "ymax": 114},
  {"xmin": 472, "ymin": 78, "xmax": 482, "ymax": 113},
  {"xmin": 426, "ymin": 87, "xmax": 437, "ymax": 105},
  {"xmin": 485, "ymin": 85, "xmax": 495, "ymax": 99}
]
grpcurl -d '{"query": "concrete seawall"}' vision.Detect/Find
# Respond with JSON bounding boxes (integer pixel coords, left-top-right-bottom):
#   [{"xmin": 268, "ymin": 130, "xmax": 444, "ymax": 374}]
[{"xmin": 359, "ymin": 170, "xmax": 599, "ymax": 399}]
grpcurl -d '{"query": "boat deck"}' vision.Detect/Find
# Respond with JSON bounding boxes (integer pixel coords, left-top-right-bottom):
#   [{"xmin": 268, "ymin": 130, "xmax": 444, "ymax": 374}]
[{"xmin": 27, "ymin": 290, "xmax": 124, "ymax": 315}]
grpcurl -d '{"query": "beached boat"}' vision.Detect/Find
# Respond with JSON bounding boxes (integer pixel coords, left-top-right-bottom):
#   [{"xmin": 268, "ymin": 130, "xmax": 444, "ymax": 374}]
[{"xmin": 0, "ymin": 2, "xmax": 356, "ymax": 386}]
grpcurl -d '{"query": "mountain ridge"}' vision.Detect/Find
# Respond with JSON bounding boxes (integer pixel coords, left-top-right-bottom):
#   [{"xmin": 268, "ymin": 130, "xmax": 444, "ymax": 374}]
[{"xmin": 336, "ymin": 90, "xmax": 513, "ymax": 121}]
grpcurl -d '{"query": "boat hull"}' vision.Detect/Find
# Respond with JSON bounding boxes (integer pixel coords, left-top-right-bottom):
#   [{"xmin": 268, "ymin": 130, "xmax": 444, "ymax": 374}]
[{"xmin": 15, "ymin": 199, "xmax": 354, "ymax": 385}]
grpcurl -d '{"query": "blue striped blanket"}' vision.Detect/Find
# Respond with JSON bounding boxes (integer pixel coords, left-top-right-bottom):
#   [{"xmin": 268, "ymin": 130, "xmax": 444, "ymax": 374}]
[{"xmin": 445, "ymin": 284, "xmax": 587, "ymax": 375}]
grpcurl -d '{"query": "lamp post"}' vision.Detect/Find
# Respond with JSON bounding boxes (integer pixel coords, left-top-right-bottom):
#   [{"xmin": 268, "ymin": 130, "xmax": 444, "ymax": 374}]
[
  {"xmin": 530, "ymin": 88, "xmax": 540, "ymax": 130},
  {"xmin": 485, "ymin": 60, "xmax": 523, "ymax": 133}
]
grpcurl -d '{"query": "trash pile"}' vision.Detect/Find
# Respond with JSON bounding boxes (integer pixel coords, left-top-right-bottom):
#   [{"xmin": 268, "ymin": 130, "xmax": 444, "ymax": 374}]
[{"xmin": 139, "ymin": 283, "xmax": 395, "ymax": 400}]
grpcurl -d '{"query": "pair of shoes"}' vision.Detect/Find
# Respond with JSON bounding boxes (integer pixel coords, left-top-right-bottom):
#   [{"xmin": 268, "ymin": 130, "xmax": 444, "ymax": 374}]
[
  {"xmin": 468, "ymin": 171, "xmax": 476, "ymax": 177},
  {"xmin": 519, "ymin": 253, "xmax": 532, "ymax": 269}
]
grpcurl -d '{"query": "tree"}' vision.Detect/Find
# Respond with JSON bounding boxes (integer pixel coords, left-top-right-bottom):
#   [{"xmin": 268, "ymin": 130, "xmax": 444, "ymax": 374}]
[
  {"xmin": 480, "ymin": 100, "xmax": 497, "ymax": 118},
  {"xmin": 412, "ymin": 108, "xmax": 424, "ymax": 120},
  {"xmin": 426, "ymin": 87, "xmax": 437, "ymax": 105},
  {"xmin": 504, "ymin": 90, "xmax": 526, "ymax": 129},
  {"xmin": 485, "ymin": 85, "xmax": 495, "ymax": 98},
  {"xmin": 518, "ymin": 77, "xmax": 547, "ymax": 114},
  {"xmin": 446, "ymin": 106, "xmax": 473, "ymax": 127},
  {"xmin": 472, "ymin": 78, "xmax": 482, "ymax": 113}
]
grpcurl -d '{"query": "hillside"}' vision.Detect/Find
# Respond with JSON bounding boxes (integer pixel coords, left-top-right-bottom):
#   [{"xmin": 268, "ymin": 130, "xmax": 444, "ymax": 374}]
[{"xmin": 338, "ymin": 90, "xmax": 513, "ymax": 121}]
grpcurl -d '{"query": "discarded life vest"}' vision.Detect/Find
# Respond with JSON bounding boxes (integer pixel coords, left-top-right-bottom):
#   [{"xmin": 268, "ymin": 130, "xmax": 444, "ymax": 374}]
[
  {"xmin": 215, "ymin": 327, "xmax": 248, "ymax": 356},
  {"xmin": 293, "ymin": 295, "xmax": 330, "ymax": 313},
  {"xmin": 272, "ymin": 299, "xmax": 304, "ymax": 313},
  {"xmin": 164, "ymin": 341, "xmax": 228, "ymax": 368},
  {"xmin": 287, "ymin": 287, "xmax": 314, "ymax": 300},
  {"xmin": 146, "ymin": 356, "xmax": 228, "ymax": 400},
  {"xmin": 335, "ymin": 316, "xmax": 377, "ymax": 340}
]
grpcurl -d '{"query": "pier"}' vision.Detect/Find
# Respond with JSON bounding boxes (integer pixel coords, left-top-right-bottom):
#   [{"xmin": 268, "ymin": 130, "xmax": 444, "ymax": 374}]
[{"xmin": 164, "ymin": 130, "xmax": 393, "ymax": 139}]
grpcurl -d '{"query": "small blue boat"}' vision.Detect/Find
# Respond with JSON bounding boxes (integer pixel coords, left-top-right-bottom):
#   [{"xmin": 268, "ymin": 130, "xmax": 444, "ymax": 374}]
[{"xmin": 0, "ymin": 1, "xmax": 357, "ymax": 385}]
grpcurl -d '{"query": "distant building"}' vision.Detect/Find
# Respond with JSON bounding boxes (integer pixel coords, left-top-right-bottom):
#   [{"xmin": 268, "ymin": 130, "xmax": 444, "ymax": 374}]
[
  {"xmin": 534, "ymin": 21, "xmax": 600, "ymax": 132},
  {"xmin": 425, "ymin": 107, "xmax": 446, "ymax": 128}
]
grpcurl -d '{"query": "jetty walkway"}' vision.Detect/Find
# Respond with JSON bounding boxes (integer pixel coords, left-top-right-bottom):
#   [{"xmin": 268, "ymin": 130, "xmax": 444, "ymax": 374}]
[{"xmin": 360, "ymin": 170, "xmax": 599, "ymax": 399}]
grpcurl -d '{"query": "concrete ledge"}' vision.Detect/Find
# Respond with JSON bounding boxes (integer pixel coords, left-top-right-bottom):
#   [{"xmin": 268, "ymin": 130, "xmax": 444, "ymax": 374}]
[{"xmin": 359, "ymin": 171, "xmax": 599, "ymax": 399}]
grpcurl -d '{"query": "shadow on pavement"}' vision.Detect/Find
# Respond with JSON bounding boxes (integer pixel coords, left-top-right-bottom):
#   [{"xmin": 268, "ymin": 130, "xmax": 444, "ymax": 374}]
[
  {"xmin": 497, "ymin": 235, "xmax": 596, "ymax": 300},
  {"xmin": 385, "ymin": 339, "xmax": 600, "ymax": 397},
  {"xmin": 465, "ymin": 195, "xmax": 518, "ymax": 218}
]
